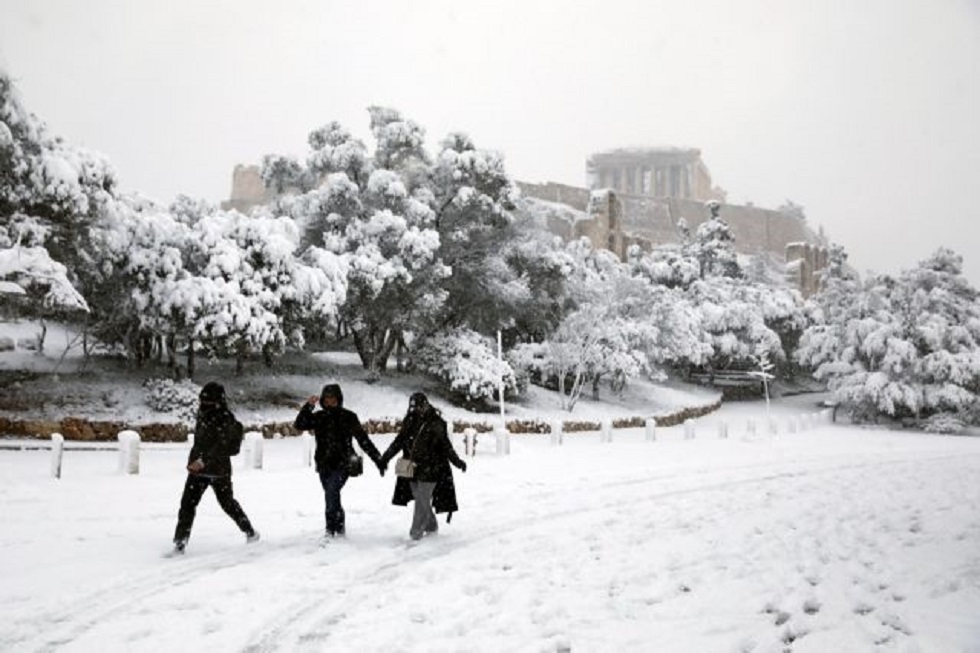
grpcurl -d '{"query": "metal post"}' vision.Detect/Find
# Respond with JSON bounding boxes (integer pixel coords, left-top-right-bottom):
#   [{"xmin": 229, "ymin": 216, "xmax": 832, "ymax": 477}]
[{"xmin": 497, "ymin": 330, "xmax": 505, "ymax": 428}]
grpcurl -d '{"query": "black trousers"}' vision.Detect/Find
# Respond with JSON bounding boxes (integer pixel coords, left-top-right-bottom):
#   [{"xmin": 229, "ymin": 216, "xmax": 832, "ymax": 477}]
[{"xmin": 174, "ymin": 474, "xmax": 254, "ymax": 543}]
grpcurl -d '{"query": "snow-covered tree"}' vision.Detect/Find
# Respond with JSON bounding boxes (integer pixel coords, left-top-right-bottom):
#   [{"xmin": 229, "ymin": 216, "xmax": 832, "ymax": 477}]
[
  {"xmin": 0, "ymin": 70, "xmax": 112, "ymax": 342},
  {"xmin": 690, "ymin": 211, "xmax": 741, "ymax": 280},
  {"xmin": 798, "ymin": 247, "xmax": 980, "ymax": 427},
  {"xmin": 429, "ymin": 132, "xmax": 524, "ymax": 334},
  {"xmin": 268, "ymin": 109, "xmax": 526, "ymax": 379},
  {"xmin": 85, "ymin": 194, "xmax": 347, "ymax": 376},
  {"xmin": 0, "ymin": 215, "xmax": 88, "ymax": 315}
]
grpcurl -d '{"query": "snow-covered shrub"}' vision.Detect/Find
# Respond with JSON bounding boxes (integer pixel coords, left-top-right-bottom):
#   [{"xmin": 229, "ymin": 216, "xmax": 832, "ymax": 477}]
[
  {"xmin": 143, "ymin": 378, "xmax": 200, "ymax": 422},
  {"xmin": 921, "ymin": 413, "xmax": 966, "ymax": 435},
  {"xmin": 414, "ymin": 328, "xmax": 518, "ymax": 405}
]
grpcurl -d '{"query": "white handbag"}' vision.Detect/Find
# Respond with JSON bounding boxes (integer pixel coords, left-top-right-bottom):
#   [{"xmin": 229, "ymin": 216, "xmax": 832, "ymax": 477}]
[{"xmin": 394, "ymin": 457, "xmax": 416, "ymax": 478}]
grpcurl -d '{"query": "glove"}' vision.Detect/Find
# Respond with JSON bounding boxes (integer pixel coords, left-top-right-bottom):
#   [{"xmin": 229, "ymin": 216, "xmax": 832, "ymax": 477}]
[
  {"xmin": 187, "ymin": 459, "xmax": 205, "ymax": 473},
  {"xmin": 376, "ymin": 459, "xmax": 387, "ymax": 477},
  {"xmin": 459, "ymin": 461, "xmax": 467, "ymax": 473}
]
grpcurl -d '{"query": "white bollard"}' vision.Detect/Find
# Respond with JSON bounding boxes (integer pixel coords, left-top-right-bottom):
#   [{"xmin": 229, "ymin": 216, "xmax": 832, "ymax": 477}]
[
  {"xmin": 788, "ymin": 418, "xmax": 798, "ymax": 434},
  {"xmin": 494, "ymin": 426, "xmax": 510, "ymax": 455},
  {"xmin": 684, "ymin": 420, "xmax": 695, "ymax": 440},
  {"xmin": 600, "ymin": 419, "xmax": 613, "ymax": 443},
  {"xmin": 746, "ymin": 419, "xmax": 756, "ymax": 437},
  {"xmin": 645, "ymin": 417, "xmax": 657, "ymax": 442},
  {"xmin": 463, "ymin": 427, "xmax": 478, "ymax": 456},
  {"xmin": 718, "ymin": 421, "xmax": 728, "ymax": 439},
  {"xmin": 300, "ymin": 432, "xmax": 314, "ymax": 467},
  {"xmin": 245, "ymin": 431, "xmax": 264, "ymax": 469},
  {"xmin": 550, "ymin": 421, "xmax": 564, "ymax": 446},
  {"xmin": 769, "ymin": 419, "xmax": 779, "ymax": 436},
  {"xmin": 117, "ymin": 430, "xmax": 140, "ymax": 475},
  {"xmin": 50, "ymin": 433, "xmax": 64, "ymax": 479}
]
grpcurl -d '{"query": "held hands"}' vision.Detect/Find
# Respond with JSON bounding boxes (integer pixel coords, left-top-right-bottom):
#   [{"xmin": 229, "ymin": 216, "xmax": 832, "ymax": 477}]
[{"xmin": 187, "ymin": 458, "xmax": 205, "ymax": 474}]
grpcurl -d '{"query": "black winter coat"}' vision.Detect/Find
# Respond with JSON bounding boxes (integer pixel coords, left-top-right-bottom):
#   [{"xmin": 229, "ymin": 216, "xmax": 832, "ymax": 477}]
[
  {"xmin": 382, "ymin": 411, "xmax": 465, "ymax": 514},
  {"xmin": 294, "ymin": 404, "xmax": 382, "ymax": 474},
  {"xmin": 187, "ymin": 405, "xmax": 242, "ymax": 477}
]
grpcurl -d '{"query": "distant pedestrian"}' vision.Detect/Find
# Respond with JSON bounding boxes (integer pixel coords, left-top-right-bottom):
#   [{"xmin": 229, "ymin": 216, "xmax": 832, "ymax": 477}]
[
  {"xmin": 380, "ymin": 392, "xmax": 467, "ymax": 541},
  {"xmin": 171, "ymin": 382, "xmax": 258, "ymax": 555},
  {"xmin": 294, "ymin": 383, "xmax": 385, "ymax": 540}
]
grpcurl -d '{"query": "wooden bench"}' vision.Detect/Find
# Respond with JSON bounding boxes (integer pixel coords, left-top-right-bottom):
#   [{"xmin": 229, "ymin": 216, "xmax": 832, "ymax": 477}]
[{"xmin": 688, "ymin": 370, "xmax": 766, "ymax": 395}]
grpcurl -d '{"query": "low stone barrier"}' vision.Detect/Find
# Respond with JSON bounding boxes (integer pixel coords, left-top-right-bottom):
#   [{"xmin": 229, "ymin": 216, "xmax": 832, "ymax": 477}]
[{"xmin": 0, "ymin": 398, "xmax": 723, "ymax": 442}]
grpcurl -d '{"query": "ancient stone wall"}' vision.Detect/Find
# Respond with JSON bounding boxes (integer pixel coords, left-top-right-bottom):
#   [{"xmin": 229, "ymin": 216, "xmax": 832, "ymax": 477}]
[{"xmin": 221, "ymin": 164, "xmax": 269, "ymax": 212}]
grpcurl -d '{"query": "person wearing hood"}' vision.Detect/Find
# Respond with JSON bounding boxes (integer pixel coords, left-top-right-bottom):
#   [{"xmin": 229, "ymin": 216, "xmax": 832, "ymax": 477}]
[
  {"xmin": 171, "ymin": 382, "xmax": 258, "ymax": 555},
  {"xmin": 380, "ymin": 392, "xmax": 467, "ymax": 541},
  {"xmin": 294, "ymin": 383, "xmax": 385, "ymax": 539}
]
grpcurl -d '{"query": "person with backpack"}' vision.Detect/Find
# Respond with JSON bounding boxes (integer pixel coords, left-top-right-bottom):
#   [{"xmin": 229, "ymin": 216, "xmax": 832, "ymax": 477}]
[
  {"xmin": 380, "ymin": 392, "xmax": 467, "ymax": 541},
  {"xmin": 171, "ymin": 382, "xmax": 258, "ymax": 555},
  {"xmin": 294, "ymin": 383, "xmax": 386, "ymax": 540}
]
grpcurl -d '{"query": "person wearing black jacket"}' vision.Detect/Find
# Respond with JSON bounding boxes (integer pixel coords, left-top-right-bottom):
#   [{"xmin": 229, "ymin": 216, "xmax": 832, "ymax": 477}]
[
  {"xmin": 380, "ymin": 392, "xmax": 467, "ymax": 541},
  {"xmin": 294, "ymin": 383, "xmax": 385, "ymax": 539},
  {"xmin": 171, "ymin": 382, "xmax": 258, "ymax": 555}
]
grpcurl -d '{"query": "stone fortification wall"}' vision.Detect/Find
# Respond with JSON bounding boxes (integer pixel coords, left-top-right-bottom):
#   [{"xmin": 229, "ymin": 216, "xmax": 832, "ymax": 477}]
[
  {"xmin": 516, "ymin": 181, "xmax": 591, "ymax": 212},
  {"xmin": 519, "ymin": 181, "xmax": 823, "ymax": 256},
  {"xmin": 221, "ymin": 164, "xmax": 269, "ymax": 212},
  {"xmin": 623, "ymin": 196, "xmax": 823, "ymax": 254}
]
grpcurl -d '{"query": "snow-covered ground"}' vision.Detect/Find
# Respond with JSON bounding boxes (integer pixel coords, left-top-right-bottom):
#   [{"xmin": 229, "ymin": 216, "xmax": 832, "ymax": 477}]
[{"xmin": 2, "ymin": 396, "xmax": 979, "ymax": 652}]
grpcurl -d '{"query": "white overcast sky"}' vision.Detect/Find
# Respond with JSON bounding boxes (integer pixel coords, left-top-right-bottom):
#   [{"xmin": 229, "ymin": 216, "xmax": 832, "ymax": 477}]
[{"xmin": 1, "ymin": 0, "xmax": 979, "ymax": 283}]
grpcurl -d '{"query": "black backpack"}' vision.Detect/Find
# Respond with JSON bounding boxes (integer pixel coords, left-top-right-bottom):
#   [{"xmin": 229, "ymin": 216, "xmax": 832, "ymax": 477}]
[{"xmin": 226, "ymin": 419, "xmax": 244, "ymax": 456}]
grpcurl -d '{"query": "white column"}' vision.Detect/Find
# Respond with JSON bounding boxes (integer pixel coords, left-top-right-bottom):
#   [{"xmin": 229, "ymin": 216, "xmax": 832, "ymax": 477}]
[
  {"xmin": 300, "ymin": 432, "xmax": 314, "ymax": 467},
  {"xmin": 550, "ymin": 421, "xmax": 563, "ymax": 446},
  {"xmin": 600, "ymin": 419, "xmax": 613, "ymax": 443},
  {"xmin": 463, "ymin": 427, "xmax": 477, "ymax": 456},
  {"xmin": 50, "ymin": 433, "xmax": 64, "ymax": 479},
  {"xmin": 117, "ymin": 430, "xmax": 140, "ymax": 475},
  {"xmin": 644, "ymin": 418, "xmax": 656, "ymax": 442},
  {"xmin": 684, "ymin": 420, "xmax": 695, "ymax": 440},
  {"xmin": 494, "ymin": 426, "xmax": 510, "ymax": 455},
  {"xmin": 717, "ymin": 421, "xmax": 728, "ymax": 439},
  {"xmin": 245, "ymin": 431, "xmax": 264, "ymax": 469}
]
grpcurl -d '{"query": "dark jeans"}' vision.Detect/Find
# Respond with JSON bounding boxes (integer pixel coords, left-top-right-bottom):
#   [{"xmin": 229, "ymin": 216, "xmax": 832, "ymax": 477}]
[
  {"xmin": 318, "ymin": 468, "xmax": 349, "ymax": 535},
  {"xmin": 174, "ymin": 474, "xmax": 254, "ymax": 544}
]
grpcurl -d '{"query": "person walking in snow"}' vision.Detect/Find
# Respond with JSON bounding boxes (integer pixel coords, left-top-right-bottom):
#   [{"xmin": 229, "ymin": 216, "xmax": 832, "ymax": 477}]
[
  {"xmin": 380, "ymin": 392, "xmax": 467, "ymax": 541},
  {"xmin": 294, "ymin": 383, "xmax": 386, "ymax": 540},
  {"xmin": 172, "ymin": 382, "xmax": 258, "ymax": 554}
]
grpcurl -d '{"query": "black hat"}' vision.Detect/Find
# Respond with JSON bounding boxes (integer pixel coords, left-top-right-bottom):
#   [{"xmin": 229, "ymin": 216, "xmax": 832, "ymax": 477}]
[
  {"xmin": 199, "ymin": 382, "xmax": 226, "ymax": 406},
  {"xmin": 320, "ymin": 383, "xmax": 344, "ymax": 408},
  {"xmin": 408, "ymin": 392, "xmax": 429, "ymax": 412}
]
